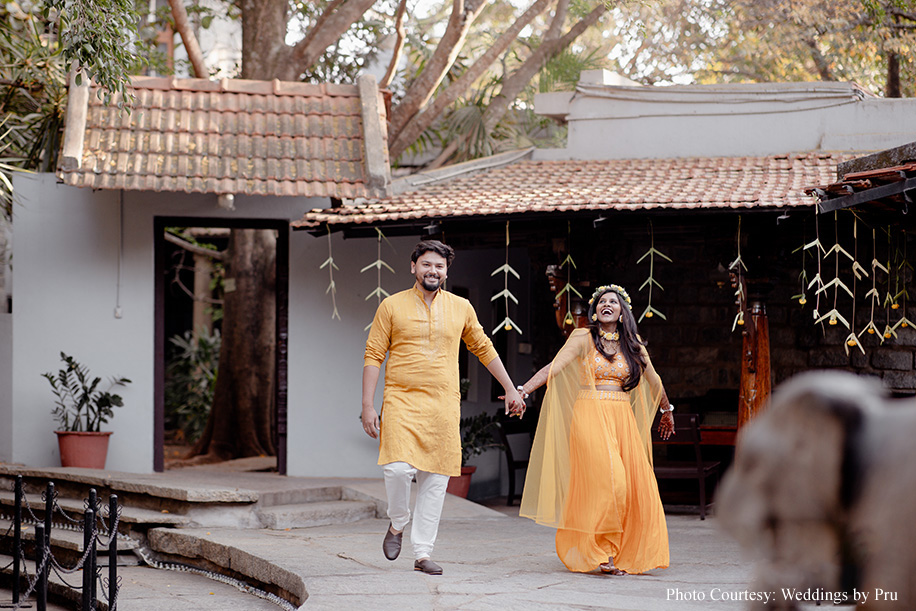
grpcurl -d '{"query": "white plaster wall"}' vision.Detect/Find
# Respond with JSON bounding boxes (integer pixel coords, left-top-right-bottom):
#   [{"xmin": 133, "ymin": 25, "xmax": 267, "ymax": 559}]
[
  {"xmin": 287, "ymin": 231, "xmax": 415, "ymax": 477},
  {"xmin": 11, "ymin": 173, "xmax": 324, "ymax": 471},
  {"xmin": 13, "ymin": 175, "xmax": 128, "ymax": 467},
  {"xmin": 557, "ymin": 83, "xmax": 916, "ymax": 159},
  {"xmin": 0, "ymin": 311, "xmax": 11, "ymax": 462}
]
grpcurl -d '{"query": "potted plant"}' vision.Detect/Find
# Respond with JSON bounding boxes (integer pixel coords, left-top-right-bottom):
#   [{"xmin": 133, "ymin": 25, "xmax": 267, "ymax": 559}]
[
  {"xmin": 447, "ymin": 411, "xmax": 505, "ymax": 498},
  {"xmin": 42, "ymin": 352, "xmax": 131, "ymax": 469}
]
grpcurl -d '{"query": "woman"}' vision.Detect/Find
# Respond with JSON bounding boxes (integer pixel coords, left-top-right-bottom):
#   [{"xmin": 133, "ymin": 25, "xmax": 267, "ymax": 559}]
[{"xmin": 517, "ymin": 283, "xmax": 675, "ymax": 575}]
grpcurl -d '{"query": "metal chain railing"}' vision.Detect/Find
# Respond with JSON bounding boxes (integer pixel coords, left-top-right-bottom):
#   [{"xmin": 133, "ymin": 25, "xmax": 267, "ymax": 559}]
[
  {"xmin": 0, "ymin": 476, "xmax": 120, "ymax": 611},
  {"xmin": 3, "ymin": 474, "xmax": 298, "ymax": 611}
]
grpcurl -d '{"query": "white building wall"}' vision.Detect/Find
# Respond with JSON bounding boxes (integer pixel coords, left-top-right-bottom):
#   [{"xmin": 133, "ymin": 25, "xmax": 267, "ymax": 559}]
[
  {"xmin": 287, "ymin": 231, "xmax": 416, "ymax": 477},
  {"xmin": 0, "ymin": 311, "xmax": 11, "ymax": 462},
  {"xmin": 10, "ymin": 173, "xmax": 322, "ymax": 472},
  {"xmin": 536, "ymin": 76, "xmax": 916, "ymax": 160},
  {"xmin": 9, "ymin": 173, "xmax": 531, "ymax": 479}
]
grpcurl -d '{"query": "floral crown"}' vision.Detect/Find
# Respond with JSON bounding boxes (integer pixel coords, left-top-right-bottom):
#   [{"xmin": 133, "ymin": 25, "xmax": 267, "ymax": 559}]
[{"xmin": 588, "ymin": 284, "xmax": 632, "ymax": 307}]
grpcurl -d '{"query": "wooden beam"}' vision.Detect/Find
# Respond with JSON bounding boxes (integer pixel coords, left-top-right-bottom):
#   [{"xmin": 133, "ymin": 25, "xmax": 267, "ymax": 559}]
[{"xmin": 837, "ymin": 140, "xmax": 916, "ymax": 179}]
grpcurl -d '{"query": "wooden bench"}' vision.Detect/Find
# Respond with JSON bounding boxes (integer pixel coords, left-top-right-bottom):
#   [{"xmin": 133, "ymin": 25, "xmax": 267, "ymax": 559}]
[{"xmin": 652, "ymin": 413, "xmax": 721, "ymax": 520}]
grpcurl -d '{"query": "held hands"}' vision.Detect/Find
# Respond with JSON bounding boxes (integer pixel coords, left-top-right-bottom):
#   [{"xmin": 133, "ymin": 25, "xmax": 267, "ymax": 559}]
[
  {"xmin": 657, "ymin": 411, "xmax": 675, "ymax": 440},
  {"xmin": 361, "ymin": 406, "xmax": 380, "ymax": 439},
  {"xmin": 499, "ymin": 385, "xmax": 527, "ymax": 418}
]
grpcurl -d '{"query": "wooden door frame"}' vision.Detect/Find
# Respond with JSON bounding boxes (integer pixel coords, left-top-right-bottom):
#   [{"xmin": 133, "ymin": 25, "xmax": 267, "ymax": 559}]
[{"xmin": 154, "ymin": 217, "xmax": 290, "ymax": 474}]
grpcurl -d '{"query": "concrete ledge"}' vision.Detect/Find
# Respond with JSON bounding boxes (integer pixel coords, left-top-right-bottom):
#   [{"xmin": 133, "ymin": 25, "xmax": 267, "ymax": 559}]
[
  {"xmin": 0, "ymin": 465, "xmax": 260, "ymax": 503},
  {"xmin": 147, "ymin": 527, "xmax": 306, "ymax": 607}
]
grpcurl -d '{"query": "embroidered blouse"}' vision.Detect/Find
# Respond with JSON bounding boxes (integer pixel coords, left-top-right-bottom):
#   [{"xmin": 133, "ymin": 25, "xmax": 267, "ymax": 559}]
[{"xmin": 586, "ymin": 349, "xmax": 630, "ymax": 387}]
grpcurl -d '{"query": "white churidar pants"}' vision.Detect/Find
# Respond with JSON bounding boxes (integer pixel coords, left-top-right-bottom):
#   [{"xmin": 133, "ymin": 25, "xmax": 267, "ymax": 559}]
[{"xmin": 382, "ymin": 461, "xmax": 450, "ymax": 560}]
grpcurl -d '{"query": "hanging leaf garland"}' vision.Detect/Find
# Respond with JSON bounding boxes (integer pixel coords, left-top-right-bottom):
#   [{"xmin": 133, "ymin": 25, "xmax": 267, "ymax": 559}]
[
  {"xmin": 491, "ymin": 222, "xmax": 522, "ymax": 335},
  {"xmin": 861, "ymin": 228, "xmax": 886, "ymax": 338},
  {"xmin": 815, "ymin": 213, "xmax": 852, "ymax": 329},
  {"xmin": 893, "ymin": 232, "xmax": 914, "ymax": 332},
  {"xmin": 730, "ymin": 216, "xmax": 748, "ymax": 331},
  {"xmin": 556, "ymin": 221, "xmax": 582, "ymax": 328},
  {"xmin": 637, "ymin": 220, "xmax": 670, "ymax": 322},
  {"xmin": 320, "ymin": 225, "xmax": 341, "ymax": 321},
  {"xmin": 843, "ymin": 217, "xmax": 865, "ymax": 355},
  {"xmin": 882, "ymin": 227, "xmax": 897, "ymax": 342},
  {"xmin": 807, "ymin": 211, "xmax": 826, "ymax": 326},
  {"xmin": 790, "ymin": 220, "xmax": 811, "ymax": 306},
  {"xmin": 362, "ymin": 227, "xmax": 396, "ymax": 331}
]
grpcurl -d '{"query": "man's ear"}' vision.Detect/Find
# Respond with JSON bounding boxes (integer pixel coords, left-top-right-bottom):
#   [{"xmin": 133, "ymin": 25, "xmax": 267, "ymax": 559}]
[{"xmin": 410, "ymin": 262, "xmax": 416, "ymax": 274}]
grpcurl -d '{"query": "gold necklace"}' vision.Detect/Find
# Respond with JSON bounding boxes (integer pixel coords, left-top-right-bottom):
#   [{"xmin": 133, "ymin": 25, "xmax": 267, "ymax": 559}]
[{"xmin": 598, "ymin": 329, "xmax": 619, "ymax": 341}]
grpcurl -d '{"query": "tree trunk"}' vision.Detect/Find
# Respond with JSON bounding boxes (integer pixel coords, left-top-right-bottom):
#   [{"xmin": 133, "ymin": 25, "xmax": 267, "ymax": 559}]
[
  {"xmin": 238, "ymin": 0, "xmax": 297, "ymax": 80},
  {"xmin": 188, "ymin": 229, "xmax": 277, "ymax": 460},
  {"xmin": 183, "ymin": 1, "xmax": 290, "ymax": 462}
]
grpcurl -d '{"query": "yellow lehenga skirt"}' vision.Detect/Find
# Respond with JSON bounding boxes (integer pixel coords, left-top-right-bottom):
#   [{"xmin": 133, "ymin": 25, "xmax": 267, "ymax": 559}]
[{"xmin": 554, "ymin": 390, "xmax": 669, "ymax": 574}]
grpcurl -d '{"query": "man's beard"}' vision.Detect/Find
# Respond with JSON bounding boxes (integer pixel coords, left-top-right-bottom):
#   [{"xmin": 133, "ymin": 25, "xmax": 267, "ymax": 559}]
[{"xmin": 421, "ymin": 275, "xmax": 442, "ymax": 291}]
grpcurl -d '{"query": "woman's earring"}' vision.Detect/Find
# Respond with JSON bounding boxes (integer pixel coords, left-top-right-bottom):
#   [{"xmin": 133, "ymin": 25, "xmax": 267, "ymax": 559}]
[{"xmin": 591, "ymin": 314, "xmax": 598, "ymax": 322}]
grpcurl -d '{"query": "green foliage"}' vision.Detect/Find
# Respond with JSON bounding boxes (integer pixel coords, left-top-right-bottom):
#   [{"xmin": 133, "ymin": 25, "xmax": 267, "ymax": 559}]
[
  {"xmin": 164, "ymin": 328, "xmax": 220, "ymax": 443},
  {"xmin": 459, "ymin": 411, "xmax": 504, "ymax": 466},
  {"xmin": 48, "ymin": 0, "xmax": 146, "ymax": 107},
  {"xmin": 0, "ymin": 0, "xmax": 150, "ymax": 221},
  {"xmin": 42, "ymin": 352, "xmax": 131, "ymax": 432},
  {"xmin": 539, "ymin": 47, "xmax": 607, "ymax": 93}
]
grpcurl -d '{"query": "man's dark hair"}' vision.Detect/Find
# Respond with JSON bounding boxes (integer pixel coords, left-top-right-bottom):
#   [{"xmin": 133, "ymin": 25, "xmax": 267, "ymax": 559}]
[{"xmin": 411, "ymin": 240, "xmax": 455, "ymax": 266}]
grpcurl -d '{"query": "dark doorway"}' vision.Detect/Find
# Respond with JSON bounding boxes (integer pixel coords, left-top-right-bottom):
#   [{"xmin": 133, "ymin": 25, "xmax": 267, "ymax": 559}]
[{"xmin": 154, "ymin": 217, "xmax": 289, "ymax": 474}]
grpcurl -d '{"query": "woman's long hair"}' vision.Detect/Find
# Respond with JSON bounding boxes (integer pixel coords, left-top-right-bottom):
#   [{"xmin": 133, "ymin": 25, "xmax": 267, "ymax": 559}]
[{"xmin": 587, "ymin": 286, "xmax": 647, "ymax": 392}]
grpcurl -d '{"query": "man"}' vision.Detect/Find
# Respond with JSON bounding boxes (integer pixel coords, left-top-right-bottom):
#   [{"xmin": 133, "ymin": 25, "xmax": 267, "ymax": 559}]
[{"xmin": 361, "ymin": 240, "xmax": 524, "ymax": 575}]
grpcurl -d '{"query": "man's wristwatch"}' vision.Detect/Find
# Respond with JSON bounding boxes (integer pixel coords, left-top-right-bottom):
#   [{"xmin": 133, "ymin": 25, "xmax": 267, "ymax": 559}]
[{"xmin": 659, "ymin": 404, "xmax": 674, "ymax": 414}]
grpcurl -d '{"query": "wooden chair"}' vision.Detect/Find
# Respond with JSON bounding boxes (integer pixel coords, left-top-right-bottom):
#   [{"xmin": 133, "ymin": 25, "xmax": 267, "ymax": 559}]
[
  {"xmin": 496, "ymin": 413, "xmax": 534, "ymax": 506},
  {"xmin": 651, "ymin": 413, "xmax": 721, "ymax": 520}
]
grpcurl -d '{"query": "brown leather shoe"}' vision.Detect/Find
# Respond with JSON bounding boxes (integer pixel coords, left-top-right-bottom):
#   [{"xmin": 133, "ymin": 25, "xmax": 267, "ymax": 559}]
[
  {"xmin": 413, "ymin": 558, "xmax": 443, "ymax": 575},
  {"xmin": 382, "ymin": 524, "xmax": 402, "ymax": 560}
]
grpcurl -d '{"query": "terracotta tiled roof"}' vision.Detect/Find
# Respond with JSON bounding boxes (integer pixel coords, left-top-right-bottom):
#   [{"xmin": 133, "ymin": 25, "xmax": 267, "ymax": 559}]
[
  {"xmin": 58, "ymin": 75, "xmax": 389, "ymax": 198},
  {"xmin": 293, "ymin": 152, "xmax": 847, "ymax": 229}
]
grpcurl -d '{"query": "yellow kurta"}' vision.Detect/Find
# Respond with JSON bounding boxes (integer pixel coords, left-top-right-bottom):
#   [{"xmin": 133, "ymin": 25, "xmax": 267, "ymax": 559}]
[{"xmin": 364, "ymin": 284, "xmax": 498, "ymax": 476}]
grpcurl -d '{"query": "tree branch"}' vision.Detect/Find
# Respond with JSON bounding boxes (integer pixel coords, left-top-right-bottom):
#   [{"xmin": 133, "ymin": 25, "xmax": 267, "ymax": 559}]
[
  {"xmin": 380, "ymin": 0, "xmax": 409, "ymax": 89},
  {"xmin": 165, "ymin": 232, "xmax": 226, "ymax": 261},
  {"xmin": 388, "ymin": 0, "xmax": 487, "ymax": 137},
  {"xmin": 294, "ymin": 0, "xmax": 348, "ymax": 54},
  {"xmin": 804, "ymin": 38, "xmax": 834, "ymax": 81},
  {"xmin": 483, "ymin": 3, "xmax": 607, "ymax": 133},
  {"xmin": 168, "ymin": 0, "xmax": 209, "ymax": 79},
  {"xmin": 290, "ymin": 0, "xmax": 377, "ymax": 69},
  {"xmin": 388, "ymin": 0, "xmax": 554, "ymax": 160}
]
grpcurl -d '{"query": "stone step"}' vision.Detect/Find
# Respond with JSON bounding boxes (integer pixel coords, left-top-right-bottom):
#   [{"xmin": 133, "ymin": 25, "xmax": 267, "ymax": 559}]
[
  {"xmin": 256, "ymin": 499, "xmax": 377, "ymax": 529},
  {"xmin": 0, "ymin": 552, "xmax": 116, "ymax": 610},
  {"xmin": 0, "ymin": 490, "xmax": 191, "ymax": 529},
  {"xmin": 0, "ymin": 518, "xmax": 139, "ymax": 554},
  {"xmin": 0, "ymin": 468, "xmax": 259, "ymax": 512}
]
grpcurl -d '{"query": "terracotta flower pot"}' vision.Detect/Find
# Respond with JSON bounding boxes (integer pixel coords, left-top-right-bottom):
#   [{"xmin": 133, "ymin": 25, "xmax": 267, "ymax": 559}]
[
  {"xmin": 446, "ymin": 465, "xmax": 477, "ymax": 498},
  {"xmin": 55, "ymin": 431, "xmax": 112, "ymax": 469}
]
